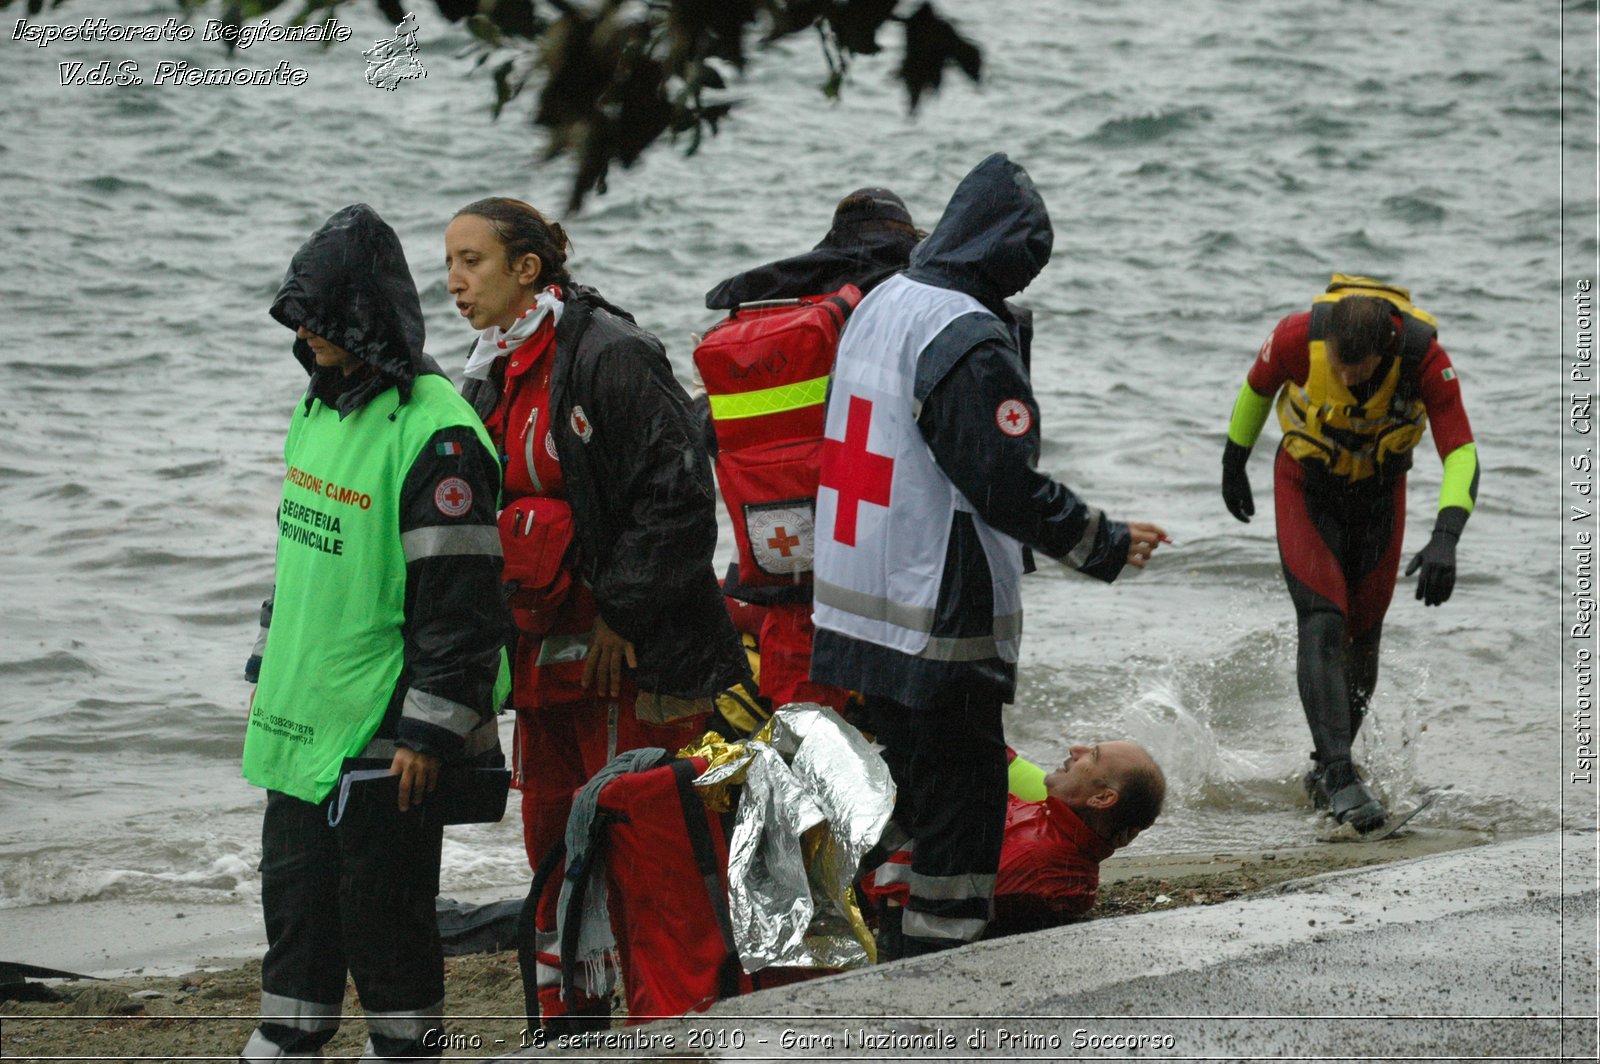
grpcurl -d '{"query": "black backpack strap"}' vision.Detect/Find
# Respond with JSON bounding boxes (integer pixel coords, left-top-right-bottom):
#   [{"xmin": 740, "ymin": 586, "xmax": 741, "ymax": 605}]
[
  {"xmin": 671, "ymin": 758, "xmax": 743, "ymax": 999},
  {"xmin": 518, "ymin": 839, "xmax": 567, "ymax": 1028},
  {"xmin": 557, "ymin": 808, "xmax": 622, "ymax": 1007},
  {"xmin": 824, "ymin": 292, "xmax": 856, "ymax": 322}
]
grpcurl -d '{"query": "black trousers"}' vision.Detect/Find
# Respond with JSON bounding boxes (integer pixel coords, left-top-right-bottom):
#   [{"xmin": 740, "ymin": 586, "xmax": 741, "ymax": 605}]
[
  {"xmin": 866, "ymin": 688, "xmax": 1008, "ymax": 953},
  {"xmin": 243, "ymin": 782, "xmax": 446, "ymax": 1061}
]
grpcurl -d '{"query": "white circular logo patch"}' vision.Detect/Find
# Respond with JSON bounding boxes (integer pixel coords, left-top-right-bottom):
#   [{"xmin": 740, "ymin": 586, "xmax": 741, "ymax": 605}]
[
  {"xmin": 745, "ymin": 502, "xmax": 816, "ymax": 576},
  {"xmin": 569, "ymin": 405, "xmax": 594, "ymax": 443},
  {"xmin": 995, "ymin": 399, "xmax": 1031, "ymax": 437},
  {"xmin": 545, "ymin": 430, "xmax": 559, "ymax": 462},
  {"xmin": 434, "ymin": 476, "xmax": 473, "ymax": 517}
]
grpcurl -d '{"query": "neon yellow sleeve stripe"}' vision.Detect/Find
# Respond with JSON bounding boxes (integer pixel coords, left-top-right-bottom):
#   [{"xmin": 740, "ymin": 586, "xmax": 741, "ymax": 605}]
[
  {"xmin": 1439, "ymin": 442, "xmax": 1478, "ymax": 514},
  {"xmin": 1227, "ymin": 381, "xmax": 1275, "ymax": 449},
  {"xmin": 706, "ymin": 373, "xmax": 829, "ymax": 421},
  {"xmin": 1008, "ymin": 755, "xmax": 1047, "ymax": 801}
]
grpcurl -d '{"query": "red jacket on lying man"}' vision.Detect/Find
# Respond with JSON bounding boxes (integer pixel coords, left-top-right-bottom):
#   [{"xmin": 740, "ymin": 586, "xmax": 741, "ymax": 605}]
[{"xmin": 864, "ymin": 743, "xmax": 1165, "ymax": 938}]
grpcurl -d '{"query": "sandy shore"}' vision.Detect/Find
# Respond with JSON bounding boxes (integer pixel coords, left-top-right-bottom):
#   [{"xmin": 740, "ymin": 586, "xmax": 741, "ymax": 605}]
[{"xmin": 0, "ymin": 825, "xmax": 1490, "ymax": 1061}]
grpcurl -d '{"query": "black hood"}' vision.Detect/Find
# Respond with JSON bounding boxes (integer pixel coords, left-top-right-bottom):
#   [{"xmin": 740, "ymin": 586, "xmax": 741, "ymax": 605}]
[
  {"xmin": 270, "ymin": 204, "xmax": 427, "ymax": 389},
  {"xmin": 704, "ymin": 189, "xmax": 919, "ymax": 309},
  {"xmin": 704, "ymin": 235, "xmax": 918, "ymax": 309},
  {"xmin": 905, "ymin": 153, "xmax": 1052, "ymax": 310}
]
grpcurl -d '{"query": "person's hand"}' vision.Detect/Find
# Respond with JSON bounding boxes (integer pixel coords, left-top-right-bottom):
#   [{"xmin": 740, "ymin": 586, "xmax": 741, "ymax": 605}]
[
  {"xmin": 1221, "ymin": 440, "xmax": 1254, "ymax": 523},
  {"xmin": 1405, "ymin": 529, "xmax": 1458, "ymax": 606},
  {"xmin": 583, "ymin": 615, "xmax": 637, "ymax": 698},
  {"xmin": 391, "ymin": 746, "xmax": 441, "ymax": 812},
  {"xmin": 1124, "ymin": 522, "xmax": 1169, "ymax": 569}
]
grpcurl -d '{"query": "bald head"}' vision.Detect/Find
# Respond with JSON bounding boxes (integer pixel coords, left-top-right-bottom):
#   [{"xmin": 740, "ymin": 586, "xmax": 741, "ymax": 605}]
[{"xmin": 1043, "ymin": 741, "xmax": 1166, "ymax": 848}]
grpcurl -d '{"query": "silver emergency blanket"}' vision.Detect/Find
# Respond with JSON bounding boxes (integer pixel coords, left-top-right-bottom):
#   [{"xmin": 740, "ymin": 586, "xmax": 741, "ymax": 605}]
[{"xmin": 702, "ymin": 702, "xmax": 896, "ymax": 972}]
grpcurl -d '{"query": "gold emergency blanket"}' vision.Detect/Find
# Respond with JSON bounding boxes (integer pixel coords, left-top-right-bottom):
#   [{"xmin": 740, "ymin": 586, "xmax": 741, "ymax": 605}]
[{"xmin": 689, "ymin": 703, "xmax": 895, "ymax": 972}]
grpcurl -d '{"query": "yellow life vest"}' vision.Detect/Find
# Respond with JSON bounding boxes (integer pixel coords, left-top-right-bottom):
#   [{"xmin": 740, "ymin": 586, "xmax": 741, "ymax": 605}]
[{"xmin": 1276, "ymin": 274, "xmax": 1439, "ymax": 483}]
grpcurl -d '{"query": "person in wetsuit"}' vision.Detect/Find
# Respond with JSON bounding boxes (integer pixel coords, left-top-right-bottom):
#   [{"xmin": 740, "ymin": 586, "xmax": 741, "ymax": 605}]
[{"xmin": 1221, "ymin": 275, "xmax": 1479, "ymax": 832}]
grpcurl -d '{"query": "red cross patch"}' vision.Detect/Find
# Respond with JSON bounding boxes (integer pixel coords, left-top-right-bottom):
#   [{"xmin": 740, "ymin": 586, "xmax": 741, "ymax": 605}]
[
  {"xmin": 434, "ymin": 476, "xmax": 472, "ymax": 517},
  {"xmin": 569, "ymin": 404, "xmax": 594, "ymax": 443},
  {"xmin": 995, "ymin": 399, "xmax": 1031, "ymax": 437}
]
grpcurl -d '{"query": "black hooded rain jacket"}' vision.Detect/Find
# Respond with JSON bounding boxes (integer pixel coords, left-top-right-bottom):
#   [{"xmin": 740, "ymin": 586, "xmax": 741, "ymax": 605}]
[
  {"xmin": 811, "ymin": 155, "xmax": 1131, "ymax": 706},
  {"xmin": 250, "ymin": 203, "xmax": 505, "ymax": 765}
]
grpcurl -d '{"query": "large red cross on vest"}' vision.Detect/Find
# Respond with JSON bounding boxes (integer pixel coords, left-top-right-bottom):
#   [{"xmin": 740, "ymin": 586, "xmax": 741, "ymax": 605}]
[{"xmin": 819, "ymin": 395, "xmax": 894, "ymax": 547}]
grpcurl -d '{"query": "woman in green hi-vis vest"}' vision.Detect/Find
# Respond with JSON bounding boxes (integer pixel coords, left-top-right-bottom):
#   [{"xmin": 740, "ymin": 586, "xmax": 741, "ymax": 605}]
[{"xmin": 240, "ymin": 204, "xmax": 506, "ymax": 1062}]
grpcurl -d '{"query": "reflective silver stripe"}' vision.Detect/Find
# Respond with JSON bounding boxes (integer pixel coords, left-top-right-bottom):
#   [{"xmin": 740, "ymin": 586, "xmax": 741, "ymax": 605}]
[
  {"xmin": 919, "ymin": 609, "xmax": 1021, "ymax": 661},
  {"xmin": 910, "ymin": 870, "xmax": 996, "ymax": 902},
  {"xmin": 259, "ymin": 991, "xmax": 340, "ymax": 1032},
  {"xmin": 533, "ymin": 959, "xmax": 601, "ymax": 993},
  {"xmin": 241, "ymin": 1028, "xmax": 294, "ymax": 1061},
  {"xmin": 922, "ymin": 631, "xmax": 1006, "ymax": 662},
  {"xmin": 814, "ymin": 578, "xmax": 936, "ymax": 633},
  {"xmin": 358, "ymin": 721, "xmax": 496, "ymax": 761},
  {"xmin": 875, "ymin": 860, "xmax": 913, "ymax": 887},
  {"xmin": 1062, "ymin": 507, "xmax": 1105, "ymax": 569},
  {"xmin": 252, "ymin": 624, "xmax": 269, "ymax": 659},
  {"xmin": 535, "ymin": 631, "xmax": 592, "ymax": 666},
  {"xmin": 534, "ymin": 928, "xmax": 562, "ymax": 988},
  {"xmin": 534, "ymin": 925, "xmax": 598, "ymax": 992},
  {"xmin": 818, "ymin": 580, "xmax": 1022, "ymax": 662},
  {"xmin": 402, "ymin": 689, "xmax": 480, "ymax": 736},
  {"xmin": 400, "ymin": 524, "xmax": 502, "ymax": 563},
  {"xmin": 361, "ymin": 999, "xmax": 443, "ymax": 1043},
  {"xmin": 462, "ymin": 716, "xmax": 500, "ymax": 756},
  {"xmin": 901, "ymin": 909, "xmax": 988, "ymax": 942},
  {"xmin": 991, "ymin": 609, "xmax": 1023, "ymax": 641}
]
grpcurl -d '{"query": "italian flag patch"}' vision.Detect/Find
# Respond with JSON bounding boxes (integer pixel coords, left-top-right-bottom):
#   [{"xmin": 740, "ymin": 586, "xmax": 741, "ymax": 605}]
[
  {"xmin": 436, "ymin": 441, "xmax": 463, "ymax": 456},
  {"xmin": 1441, "ymin": 368, "xmax": 1456, "ymax": 382}
]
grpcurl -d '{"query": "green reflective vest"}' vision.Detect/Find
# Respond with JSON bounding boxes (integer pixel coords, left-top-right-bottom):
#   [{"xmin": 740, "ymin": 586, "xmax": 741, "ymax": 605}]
[{"xmin": 242, "ymin": 375, "xmax": 494, "ymax": 803}]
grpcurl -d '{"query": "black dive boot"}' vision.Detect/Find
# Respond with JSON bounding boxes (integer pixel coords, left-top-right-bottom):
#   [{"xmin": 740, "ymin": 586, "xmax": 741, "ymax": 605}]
[
  {"xmin": 1302, "ymin": 754, "xmax": 1330, "ymax": 810},
  {"xmin": 1322, "ymin": 759, "xmax": 1384, "ymax": 833}
]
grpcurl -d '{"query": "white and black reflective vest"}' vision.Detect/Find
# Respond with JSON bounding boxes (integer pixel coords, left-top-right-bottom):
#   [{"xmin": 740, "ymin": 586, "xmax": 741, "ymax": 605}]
[{"xmin": 812, "ymin": 274, "xmax": 1026, "ymax": 663}]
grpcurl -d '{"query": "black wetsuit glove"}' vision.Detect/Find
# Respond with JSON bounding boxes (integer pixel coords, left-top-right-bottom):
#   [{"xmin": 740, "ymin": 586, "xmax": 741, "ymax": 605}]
[
  {"xmin": 1221, "ymin": 440, "xmax": 1254, "ymax": 523},
  {"xmin": 1405, "ymin": 506, "xmax": 1468, "ymax": 606}
]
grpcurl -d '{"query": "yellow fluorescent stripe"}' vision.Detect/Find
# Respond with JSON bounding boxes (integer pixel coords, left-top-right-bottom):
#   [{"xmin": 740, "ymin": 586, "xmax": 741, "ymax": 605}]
[
  {"xmin": 1439, "ymin": 441, "xmax": 1478, "ymax": 513},
  {"xmin": 708, "ymin": 374, "xmax": 830, "ymax": 420},
  {"xmin": 1227, "ymin": 381, "xmax": 1274, "ymax": 448}
]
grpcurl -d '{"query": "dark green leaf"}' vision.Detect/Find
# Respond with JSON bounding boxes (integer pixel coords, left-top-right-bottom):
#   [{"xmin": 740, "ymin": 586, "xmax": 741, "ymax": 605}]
[
  {"xmin": 824, "ymin": 0, "xmax": 896, "ymax": 55},
  {"xmin": 899, "ymin": 2, "xmax": 981, "ymax": 111}
]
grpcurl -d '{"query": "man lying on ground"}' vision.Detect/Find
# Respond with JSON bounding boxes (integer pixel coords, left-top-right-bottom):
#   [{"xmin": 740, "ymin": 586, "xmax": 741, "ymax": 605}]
[{"xmin": 864, "ymin": 742, "xmax": 1166, "ymax": 953}]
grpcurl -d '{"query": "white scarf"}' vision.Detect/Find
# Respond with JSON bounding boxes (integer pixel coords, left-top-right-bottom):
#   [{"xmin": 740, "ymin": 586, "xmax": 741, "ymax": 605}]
[{"xmin": 462, "ymin": 287, "xmax": 564, "ymax": 380}]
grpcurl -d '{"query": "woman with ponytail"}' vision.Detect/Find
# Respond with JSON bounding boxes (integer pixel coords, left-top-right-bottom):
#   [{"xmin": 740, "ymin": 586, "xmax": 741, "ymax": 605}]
[{"xmin": 445, "ymin": 198, "xmax": 748, "ymax": 1028}]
